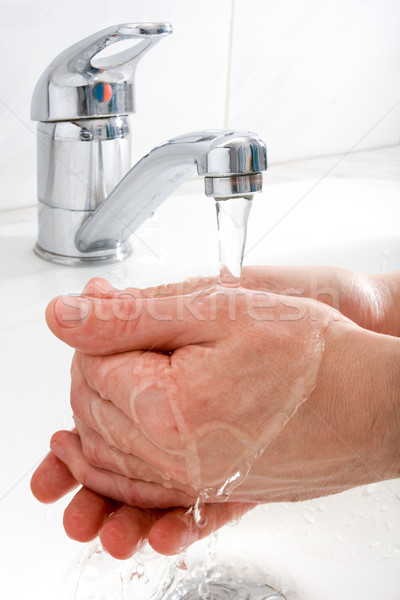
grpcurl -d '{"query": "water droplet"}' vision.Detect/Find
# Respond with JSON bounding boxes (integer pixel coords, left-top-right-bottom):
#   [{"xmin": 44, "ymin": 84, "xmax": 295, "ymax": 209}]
[
  {"xmin": 363, "ymin": 484, "xmax": 376, "ymax": 496},
  {"xmin": 198, "ymin": 579, "xmax": 211, "ymax": 599},
  {"xmin": 383, "ymin": 546, "xmax": 400, "ymax": 559},
  {"xmin": 333, "ymin": 534, "xmax": 350, "ymax": 548},
  {"xmin": 216, "ymin": 471, "xmax": 241, "ymax": 496},
  {"xmin": 176, "ymin": 560, "xmax": 188, "ymax": 571},
  {"xmin": 227, "ymin": 518, "xmax": 241, "ymax": 528},
  {"xmin": 302, "ymin": 513, "xmax": 315, "ymax": 524},
  {"xmin": 192, "ymin": 497, "xmax": 208, "ymax": 528}
]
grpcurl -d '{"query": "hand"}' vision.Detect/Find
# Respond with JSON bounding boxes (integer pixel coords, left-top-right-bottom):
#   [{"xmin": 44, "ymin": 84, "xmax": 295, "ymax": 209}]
[
  {"xmin": 30, "ymin": 451, "xmax": 253, "ymax": 558},
  {"xmin": 32, "ymin": 268, "xmax": 400, "ymax": 556},
  {"xmin": 101, "ymin": 265, "xmax": 397, "ymax": 336},
  {"xmin": 32, "ymin": 278, "xmax": 259, "ymax": 559},
  {"xmin": 44, "ymin": 271, "xmax": 400, "ymax": 500},
  {"xmin": 242, "ymin": 265, "xmax": 400, "ymax": 336},
  {"xmin": 45, "ymin": 276, "xmax": 340, "ymax": 502}
]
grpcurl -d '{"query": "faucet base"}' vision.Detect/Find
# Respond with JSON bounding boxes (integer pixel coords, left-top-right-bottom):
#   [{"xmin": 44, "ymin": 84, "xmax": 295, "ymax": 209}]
[{"xmin": 33, "ymin": 242, "xmax": 133, "ymax": 266}]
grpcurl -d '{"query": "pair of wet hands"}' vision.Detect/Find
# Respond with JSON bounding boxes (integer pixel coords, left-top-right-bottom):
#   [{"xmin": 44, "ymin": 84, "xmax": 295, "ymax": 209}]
[{"xmin": 31, "ymin": 266, "xmax": 394, "ymax": 558}]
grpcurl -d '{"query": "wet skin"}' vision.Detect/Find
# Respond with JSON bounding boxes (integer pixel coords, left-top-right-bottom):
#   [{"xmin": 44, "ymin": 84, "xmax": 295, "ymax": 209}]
[{"xmin": 31, "ymin": 266, "xmax": 400, "ymax": 558}]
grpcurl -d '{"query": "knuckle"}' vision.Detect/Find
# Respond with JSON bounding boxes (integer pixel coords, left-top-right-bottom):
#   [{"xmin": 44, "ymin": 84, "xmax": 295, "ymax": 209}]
[
  {"xmin": 80, "ymin": 352, "xmax": 126, "ymax": 401},
  {"xmin": 123, "ymin": 482, "xmax": 147, "ymax": 508},
  {"xmin": 70, "ymin": 384, "xmax": 88, "ymax": 419},
  {"xmin": 110, "ymin": 297, "xmax": 141, "ymax": 325},
  {"xmin": 83, "ymin": 277, "xmax": 110, "ymax": 297},
  {"xmin": 73, "ymin": 462, "xmax": 90, "ymax": 489},
  {"xmin": 97, "ymin": 358, "xmax": 125, "ymax": 399},
  {"xmin": 79, "ymin": 354, "xmax": 106, "ymax": 395},
  {"xmin": 83, "ymin": 277, "xmax": 101, "ymax": 293},
  {"xmin": 123, "ymin": 427, "xmax": 141, "ymax": 454},
  {"xmin": 81, "ymin": 440, "xmax": 102, "ymax": 469},
  {"xmin": 70, "ymin": 391, "xmax": 82, "ymax": 418}
]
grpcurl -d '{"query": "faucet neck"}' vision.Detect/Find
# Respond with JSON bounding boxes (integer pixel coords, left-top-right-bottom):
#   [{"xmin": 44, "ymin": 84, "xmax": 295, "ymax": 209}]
[
  {"xmin": 76, "ymin": 130, "xmax": 267, "ymax": 256},
  {"xmin": 34, "ymin": 130, "xmax": 267, "ymax": 265}
]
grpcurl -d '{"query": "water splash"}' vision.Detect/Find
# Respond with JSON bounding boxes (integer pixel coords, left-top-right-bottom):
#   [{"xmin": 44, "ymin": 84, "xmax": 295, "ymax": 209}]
[
  {"xmin": 165, "ymin": 577, "xmax": 285, "ymax": 600},
  {"xmin": 192, "ymin": 495, "xmax": 209, "ymax": 529}
]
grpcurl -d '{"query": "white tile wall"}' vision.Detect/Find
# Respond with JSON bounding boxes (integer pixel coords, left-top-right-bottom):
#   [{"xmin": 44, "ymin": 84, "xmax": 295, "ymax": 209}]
[
  {"xmin": 0, "ymin": 0, "xmax": 399, "ymax": 211},
  {"xmin": 0, "ymin": 0, "xmax": 232, "ymax": 211},
  {"xmin": 228, "ymin": 0, "xmax": 400, "ymax": 164}
]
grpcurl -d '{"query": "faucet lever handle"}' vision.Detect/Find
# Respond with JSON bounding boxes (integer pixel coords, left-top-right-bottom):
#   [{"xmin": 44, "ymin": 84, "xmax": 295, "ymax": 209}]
[
  {"xmin": 84, "ymin": 23, "xmax": 172, "ymax": 70},
  {"xmin": 31, "ymin": 22, "xmax": 172, "ymax": 122}
]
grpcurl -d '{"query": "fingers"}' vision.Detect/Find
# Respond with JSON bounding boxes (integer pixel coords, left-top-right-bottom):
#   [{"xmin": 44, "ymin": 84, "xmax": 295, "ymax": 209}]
[
  {"xmin": 100, "ymin": 506, "xmax": 159, "ymax": 560},
  {"xmin": 45, "ymin": 284, "xmax": 224, "ymax": 355},
  {"xmin": 47, "ymin": 268, "xmax": 352, "ymax": 355},
  {"xmin": 30, "ymin": 440, "xmax": 161, "ymax": 558},
  {"xmin": 31, "ymin": 429, "xmax": 255, "ymax": 559},
  {"xmin": 74, "ymin": 419, "xmax": 183, "ymax": 487},
  {"xmin": 62, "ymin": 485, "xmax": 160, "ymax": 559},
  {"xmin": 50, "ymin": 430, "xmax": 195, "ymax": 509},
  {"xmin": 63, "ymin": 491, "xmax": 253, "ymax": 560},
  {"xmin": 63, "ymin": 486, "xmax": 118, "ymax": 543},
  {"xmin": 47, "ymin": 268, "xmax": 334, "ymax": 356},
  {"xmin": 71, "ymin": 351, "xmax": 187, "ymax": 480},
  {"xmin": 241, "ymin": 265, "xmax": 348, "ymax": 305},
  {"xmin": 30, "ymin": 451, "xmax": 79, "ymax": 503},
  {"xmin": 81, "ymin": 278, "xmax": 116, "ymax": 298},
  {"xmin": 81, "ymin": 277, "xmax": 219, "ymax": 300},
  {"xmin": 83, "ymin": 269, "xmax": 349, "ymax": 309},
  {"xmin": 241, "ymin": 266, "xmax": 305, "ymax": 295},
  {"xmin": 62, "ymin": 486, "xmax": 159, "ymax": 559},
  {"xmin": 148, "ymin": 502, "xmax": 255, "ymax": 556}
]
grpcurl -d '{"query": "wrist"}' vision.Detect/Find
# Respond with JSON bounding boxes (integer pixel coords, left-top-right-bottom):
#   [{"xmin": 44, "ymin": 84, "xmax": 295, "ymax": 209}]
[{"xmin": 312, "ymin": 318, "xmax": 400, "ymax": 486}]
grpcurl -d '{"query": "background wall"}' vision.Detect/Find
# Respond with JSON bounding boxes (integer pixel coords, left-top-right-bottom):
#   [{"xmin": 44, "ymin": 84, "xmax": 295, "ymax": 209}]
[
  {"xmin": 0, "ymin": 0, "xmax": 399, "ymax": 212},
  {"xmin": 227, "ymin": 0, "xmax": 400, "ymax": 162}
]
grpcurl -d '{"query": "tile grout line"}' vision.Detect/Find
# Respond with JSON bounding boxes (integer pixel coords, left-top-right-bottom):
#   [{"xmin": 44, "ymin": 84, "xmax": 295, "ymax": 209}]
[{"xmin": 224, "ymin": 0, "xmax": 235, "ymax": 129}]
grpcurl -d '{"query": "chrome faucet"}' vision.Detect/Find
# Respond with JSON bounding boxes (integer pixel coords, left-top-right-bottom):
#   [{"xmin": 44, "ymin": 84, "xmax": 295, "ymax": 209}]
[{"xmin": 31, "ymin": 24, "xmax": 267, "ymax": 265}]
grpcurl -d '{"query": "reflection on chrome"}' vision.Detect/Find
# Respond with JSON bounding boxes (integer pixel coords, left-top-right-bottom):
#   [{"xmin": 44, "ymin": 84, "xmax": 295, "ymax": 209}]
[{"xmin": 31, "ymin": 24, "xmax": 267, "ymax": 265}]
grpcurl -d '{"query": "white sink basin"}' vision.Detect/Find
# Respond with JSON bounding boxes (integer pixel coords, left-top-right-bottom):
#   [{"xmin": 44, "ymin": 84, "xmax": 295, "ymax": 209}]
[{"xmin": 1, "ymin": 177, "xmax": 399, "ymax": 600}]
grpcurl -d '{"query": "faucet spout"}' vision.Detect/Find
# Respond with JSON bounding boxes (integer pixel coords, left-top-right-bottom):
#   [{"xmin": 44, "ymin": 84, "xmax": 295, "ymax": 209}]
[
  {"xmin": 32, "ymin": 27, "xmax": 267, "ymax": 266},
  {"xmin": 76, "ymin": 130, "xmax": 267, "ymax": 256}
]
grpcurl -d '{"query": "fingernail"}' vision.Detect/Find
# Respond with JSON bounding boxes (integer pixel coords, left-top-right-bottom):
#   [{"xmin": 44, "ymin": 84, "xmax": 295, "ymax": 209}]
[{"xmin": 54, "ymin": 296, "xmax": 91, "ymax": 328}]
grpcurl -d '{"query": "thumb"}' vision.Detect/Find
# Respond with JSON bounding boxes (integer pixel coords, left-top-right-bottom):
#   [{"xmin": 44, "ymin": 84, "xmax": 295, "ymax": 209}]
[{"xmin": 45, "ymin": 287, "xmax": 226, "ymax": 354}]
